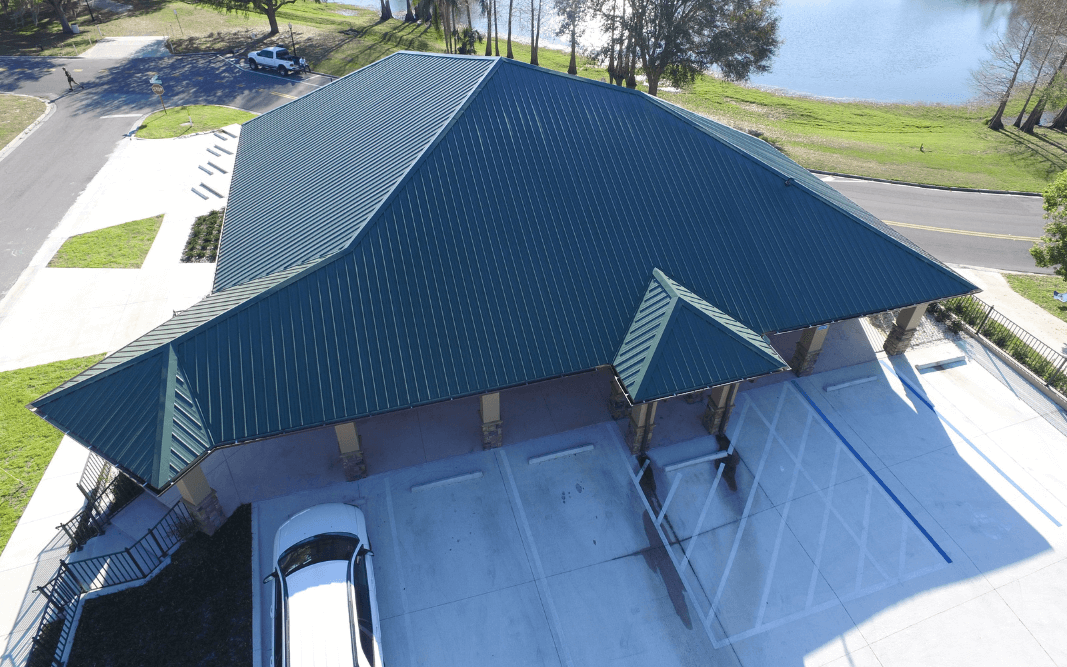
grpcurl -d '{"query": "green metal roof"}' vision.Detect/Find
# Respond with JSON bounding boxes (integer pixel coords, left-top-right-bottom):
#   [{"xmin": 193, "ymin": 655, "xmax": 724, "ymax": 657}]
[
  {"xmin": 614, "ymin": 270, "xmax": 788, "ymax": 403},
  {"xmin": 31, "ymin": 53, "xmax": 978, "ymax": 489}
]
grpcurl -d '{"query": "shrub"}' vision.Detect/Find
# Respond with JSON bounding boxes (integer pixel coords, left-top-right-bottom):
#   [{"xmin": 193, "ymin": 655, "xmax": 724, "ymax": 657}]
[{"xmin": 181, "ymin": 208, "xmax": 224, "ymax": 263}]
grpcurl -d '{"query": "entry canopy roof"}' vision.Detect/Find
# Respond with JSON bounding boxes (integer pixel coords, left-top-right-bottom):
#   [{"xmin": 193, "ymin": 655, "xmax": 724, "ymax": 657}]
[
  {"xmin": 32, "ymin": 52, "xmax": 977, "ymax": 489},
  {"xmin": 614, "ymin": 270, "xmax": 789, "ymax": 403}
]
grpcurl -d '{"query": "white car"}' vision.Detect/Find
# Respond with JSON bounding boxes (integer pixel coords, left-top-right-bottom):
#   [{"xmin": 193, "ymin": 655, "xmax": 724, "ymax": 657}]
[
  {"xmin": 247, "ymin": 46, "xmax": 308, "ymax": 75},
  {"xmin": 265, "ymin": 504, "xmax": 382, "ymax": 667}
]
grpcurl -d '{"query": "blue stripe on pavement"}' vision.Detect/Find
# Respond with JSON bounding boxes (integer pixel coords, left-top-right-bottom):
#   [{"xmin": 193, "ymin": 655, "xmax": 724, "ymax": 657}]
[{"xmin": 791, "ymin": 380, "xmax": 953, "ymax": 564}]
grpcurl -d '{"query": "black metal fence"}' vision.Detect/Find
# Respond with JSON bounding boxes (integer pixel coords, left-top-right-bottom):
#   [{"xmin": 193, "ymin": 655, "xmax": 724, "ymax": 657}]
[
  {"xmin": 27, "ymin": 501, "xmax": 194, "ymax": 667},
  {"xmin": 939, "ymin": 295, "xmax": 1067, "ymax": 393},
  {"xmin": 56, "ymin": 454, "xmax": 143, "ymax": 552}
]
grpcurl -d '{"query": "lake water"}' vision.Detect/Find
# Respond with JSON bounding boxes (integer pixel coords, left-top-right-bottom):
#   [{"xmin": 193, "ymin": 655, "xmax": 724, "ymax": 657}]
[
  {"xmin": 747, "ymin": 0, "xmax": 1012, "ymax": 103},
  {"xmin": 362, "ymin": 0, "xmax": 1013, "ymax": 104}
]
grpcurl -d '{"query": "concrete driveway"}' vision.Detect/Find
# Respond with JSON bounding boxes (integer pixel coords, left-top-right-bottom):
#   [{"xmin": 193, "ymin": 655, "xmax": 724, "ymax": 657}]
[{"xmin": 252, "ymin": 340, "xmax": 1067, "ymax": 667}]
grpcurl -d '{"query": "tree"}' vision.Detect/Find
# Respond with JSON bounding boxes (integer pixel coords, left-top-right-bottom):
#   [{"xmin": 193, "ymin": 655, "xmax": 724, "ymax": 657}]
[
  {"xmin": 1021, "ymin": 49, "xmax": 1067, "ymax": 133},
  {"xmin": 622, "ymin": 0, "xmax": 780, "ymax": 96},
  {"xmin": 1013, "ymin": 5, "xmax": 1067, "ymax": 128},
  {"xmin": 530, "ymin": 0, "xmax": 544, "ymax": 64},
  {"xmin": 973, "ymin": 0, "xmax": 1058, "ymax": 130},
  {"xmin": 506, "ymin": 0, "xmax": 515, "ymax": 57},
  {"xmin": 405, "ymin": 0, "xmax": 415, "ymax": 21},
  {"xmin": 202, "ymin": 0, "xmax": 300, "ymax": 35},
  {"xmin": 1031, "ymin": 170, "xmax": 1067, "ymax": 280},
  {"xmin": 380, "ymin": 0, "xmax": 393, "ymax": 20},
  {"xmin": 555, "ymin": 0, "xmax": 591, "ymax": 74},
  {"xmin": 43, "ymin": 0, "xmax": 73, "ymax": 33},
  {"xmin": 482, "ymin": 0, "xmax": 494, "ymax": 55}
]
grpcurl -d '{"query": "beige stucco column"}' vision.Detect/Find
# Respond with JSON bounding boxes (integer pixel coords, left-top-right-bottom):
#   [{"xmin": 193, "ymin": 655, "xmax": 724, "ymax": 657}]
[
  {"xmin": 701, "ymin": 382, "xmax": 740, "ymax": 436},
  {"xmin": 790, "ymin": 324, "xmax": 830, "ymax": 377},
  {"xmin": 625, "ymin": 401, "xmax": 658, "ymax": 454},
  {"xmin": 176, "ymin": 464, "xmax": 225, "ymax": 536},
  {"xmin": 883, "ymin": 303, "xmax": 929, "ymax": 355},
  {"xmin": 335, "ymin": 422, "xmax": 366, "ymax": 481},
  {"xmin": 480, "ymin": 392, "xmax": 503, "ymax": 449}
]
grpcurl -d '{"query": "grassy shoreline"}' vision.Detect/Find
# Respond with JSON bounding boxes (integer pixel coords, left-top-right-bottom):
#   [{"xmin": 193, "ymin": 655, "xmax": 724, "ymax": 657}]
[{"xmin": 4, "ymin": 0, "xmax": 1067, "ymax": 191}]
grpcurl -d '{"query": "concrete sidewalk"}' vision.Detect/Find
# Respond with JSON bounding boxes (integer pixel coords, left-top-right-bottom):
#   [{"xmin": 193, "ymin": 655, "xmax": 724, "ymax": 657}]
[
  {"xmin": 954, "ymin": 266, "xmax": 1067, "ymax": 356},
  {"xmin": 0, "ymin": 126, "xmax": 239, "ymax": 371}
]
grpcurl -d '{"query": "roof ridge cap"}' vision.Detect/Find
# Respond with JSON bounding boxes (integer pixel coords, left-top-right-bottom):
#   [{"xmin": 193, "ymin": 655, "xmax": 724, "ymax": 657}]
[
  {"xmin": 657, "ymin": 271, "xmax": 781, "ymax": 360},
  {"xmin": 340, "ymin": 57, "xmax": 503, "ymax": 253},
  {"xmin": 644, "ymin": 97, "xmax": 973, "ymax": 288}
]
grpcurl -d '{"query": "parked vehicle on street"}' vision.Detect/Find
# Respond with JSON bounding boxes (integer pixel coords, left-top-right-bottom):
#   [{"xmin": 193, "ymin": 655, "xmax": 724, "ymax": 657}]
[
  {"xmin": 265, "ymin": 503, "xmax": 382, "ymax": 667},
  {"xmin": 247, "ymin": 46, "xmax": 309, "ymax": 75}
]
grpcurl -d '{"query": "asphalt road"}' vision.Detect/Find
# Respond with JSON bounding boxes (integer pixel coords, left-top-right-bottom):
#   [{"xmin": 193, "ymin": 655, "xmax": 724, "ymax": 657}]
[
  {"xmin": 826, "ymin": 176, "xmax": 1050, "ymax": 274},
  {"xmin": 0, "ymin": 53, "xmax": 329, "ymax": 302}
]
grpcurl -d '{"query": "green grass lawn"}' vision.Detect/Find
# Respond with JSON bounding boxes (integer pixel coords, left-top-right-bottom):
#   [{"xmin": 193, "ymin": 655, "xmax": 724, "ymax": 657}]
[
  {"xmin": 5, "ymin": 0, "xmax": 1067, "ymax": 191},
  {"xmin": 1005, "ymin": 273, "xmax": 1067, "ymax": 325},
  {"xmin": 136, "ymin": 105, "xmax": 256, "ymax": 139},
  {"xmin": 0, "ymin": 354, "xmax": 105, "ymax": 556},
  {"xmin": 0, "ymin": 94, "xmax": 46, "ymax": 152},
  {"xmin": 48, "ymin": 215, "xmax": 164, "ymax": 268},
  {"xmin": 66, "ymin": 504, "xmax": 252, "ymax": 667}
]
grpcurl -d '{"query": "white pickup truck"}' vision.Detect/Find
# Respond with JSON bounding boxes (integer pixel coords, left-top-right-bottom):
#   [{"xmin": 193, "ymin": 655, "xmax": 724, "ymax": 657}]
[{"xmin": 247, "ymin": 46, "xmax": 309, "ymax": 76}]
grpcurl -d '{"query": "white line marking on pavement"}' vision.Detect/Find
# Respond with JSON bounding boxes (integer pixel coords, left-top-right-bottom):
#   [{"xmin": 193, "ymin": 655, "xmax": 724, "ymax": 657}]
[
  {"xmin": 899, "ymin": 511, "xmax": 909, "ymax": 577},
  {"xmin": 807, "ymin": 443, "xmax": 842, "ymax": 610},
  {"xmin": 385, "ymin": 482, "xmax": 418, "ymax": 664},
  {"xmin": 756, "ymin": 411, "xmax": 812, "ymax": 627},
  {"xmin": 746, "ymin": 390, "xmax": 893, "ymax": 583},
  {"xmin": 681, "ymin": 462, "xmax": 725, "ymax": 572},
  {"xmin": 496, "ymin": 449, "xmax": 574, "ymax": 667},
  {"xmin": 99, "ymin": 113, "xmax": 142, "ymax": 118},
  {"xmin": 706, "ymin": 384, "xmax": 788, "ymax": 631},
  {"xmin": 855, "ymin": 476, "xmax": 875, "ymax": 592}
]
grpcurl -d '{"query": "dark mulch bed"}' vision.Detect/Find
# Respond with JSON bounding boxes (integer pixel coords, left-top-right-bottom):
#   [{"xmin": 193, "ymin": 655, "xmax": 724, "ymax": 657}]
[
  {"xmin": 66, "ymin": 504, "xmax": 252, "ymax": 667},
  {"xmin": 181, "ymin": 208, "xmax": 224, "ymax": 263}
]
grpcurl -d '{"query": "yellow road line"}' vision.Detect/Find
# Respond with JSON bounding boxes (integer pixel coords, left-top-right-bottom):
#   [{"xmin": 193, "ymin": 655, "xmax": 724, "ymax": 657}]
[
  {"xmin": 270, "ymin": 91, "xmax": 297, "ymax": 99},
  {"xmin": 884, "ymin": 220, "xmax": 1040, "ymax": 242}
]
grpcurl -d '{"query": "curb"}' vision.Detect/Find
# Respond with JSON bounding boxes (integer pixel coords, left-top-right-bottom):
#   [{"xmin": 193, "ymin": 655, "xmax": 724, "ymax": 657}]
[
  {"xmin": 0, "ymin": 94, "xmax": 55, "ymax": 166},
  {"xmin": 810, "ymin": 169, "xmax": 1043, "ymax": 197}
]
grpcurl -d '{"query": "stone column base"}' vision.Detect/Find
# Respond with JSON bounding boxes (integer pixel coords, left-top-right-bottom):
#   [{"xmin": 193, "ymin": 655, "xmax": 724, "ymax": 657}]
[
  {"xmin": 341, "ymin": 451, "xmax": 367, "ymax": 481},
  {"xmin": 184, "ymin": 490, "xmax": 225, "ymax": 536},
  {"xmin": 625, "ymin": 421, "xmax": 655, "ymax": 455},
  {"xmin": 482, "ymin": 420, "xmax": 503, "ymax": 449},
  {"xmin": 702, "ymin": 404, "xmax": 732, "ymax": 435},
  {"xmin": 883, "ymin": 323, "xmax": 916, "ymax": 356}
]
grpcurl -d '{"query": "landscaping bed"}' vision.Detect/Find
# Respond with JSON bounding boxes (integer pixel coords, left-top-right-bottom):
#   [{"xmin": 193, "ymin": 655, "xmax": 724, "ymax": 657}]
[
  {"xmin": 66, "ymin": 504, "xmax": 253, "ymax": 667},
  {"xmin": 182, "ymin": 208, "xmax": 224, "ymax": 262}
]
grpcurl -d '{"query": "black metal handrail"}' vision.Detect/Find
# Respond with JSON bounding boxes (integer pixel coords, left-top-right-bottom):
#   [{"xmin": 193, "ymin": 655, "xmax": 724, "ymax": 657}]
[
  {"xmin": 940, "ymin": 295, "xmax": 1067, "ymax": 391},
  {"xmin": 27, "ymin": 501, "xmax": 194, "ymax": 667}
]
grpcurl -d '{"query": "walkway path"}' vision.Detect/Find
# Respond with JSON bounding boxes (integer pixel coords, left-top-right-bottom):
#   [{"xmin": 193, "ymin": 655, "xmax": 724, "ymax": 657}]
[{"xmin": 953, "ymin": 266, "xmax": 1067, "ymax": 357}]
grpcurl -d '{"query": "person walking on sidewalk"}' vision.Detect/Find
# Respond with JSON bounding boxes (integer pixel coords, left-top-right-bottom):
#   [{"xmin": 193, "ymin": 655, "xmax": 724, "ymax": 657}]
[{"xmin": 63, "ymin": 67, "xmax": 82, "ymax": 91}]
